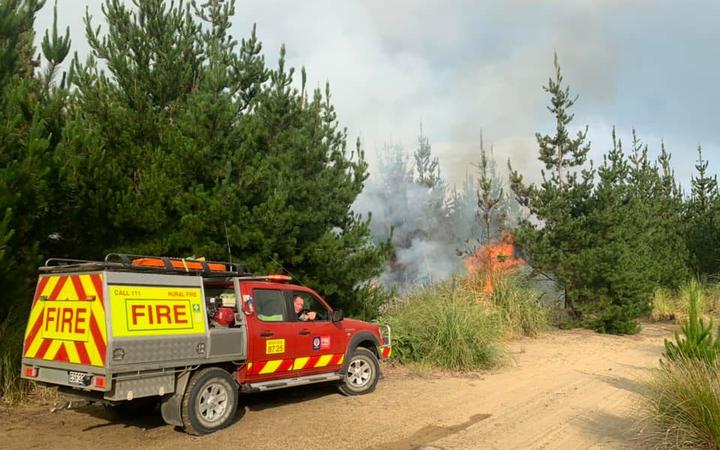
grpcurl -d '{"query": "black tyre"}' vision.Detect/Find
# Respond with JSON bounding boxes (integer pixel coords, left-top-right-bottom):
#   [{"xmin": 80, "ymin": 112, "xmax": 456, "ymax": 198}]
[
  {"xmin": 338, "ymin": 347, "xmax": 380, "ymax": 396},
  {"xmin": 181, "ymin": 367, "xmax": 238, "ymax": 435}
]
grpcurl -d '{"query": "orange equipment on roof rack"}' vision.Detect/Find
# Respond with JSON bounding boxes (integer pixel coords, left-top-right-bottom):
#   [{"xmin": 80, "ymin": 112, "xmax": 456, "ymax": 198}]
[{"xmin": 131, "ymin": 257, "xmax": 228, "ymax": 272}]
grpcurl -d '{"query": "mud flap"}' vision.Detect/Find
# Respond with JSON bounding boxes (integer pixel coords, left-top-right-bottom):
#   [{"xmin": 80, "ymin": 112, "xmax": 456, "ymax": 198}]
[{"xmin": 160, "ymin": 370, "xmax": 191, "ymax": 427}]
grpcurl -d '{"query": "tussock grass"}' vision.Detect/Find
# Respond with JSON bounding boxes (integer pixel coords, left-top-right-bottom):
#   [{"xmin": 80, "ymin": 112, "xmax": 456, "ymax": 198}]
[
  {"xmin": 650, "ymin": 282, "xmax": 720, "ymax": 323},
  {"xmin": 650, "ymin": 288, "xmax": 676, "ymax": 322},
  {"xmin": 0, "ymin": 312, "xmax": 31, "ymax": 402},
  {"xmin": 705, "ymin": 283, "xmax": 720, "ymax": 315},
  {"xmin": 488, "ymin": 272, "xmax": 548, "ymax": 338},
  {"xmin": 381, "ymin": 271, "xmax": 548, "ymax": 371},
  {"xmin": 642, "ymin": 357, "xmax": 720, "ymax": 449},
  {"xmin": 382, "ymin": 279, "xmax": 506, "ymax": 370},
  {"xmin": 462, "ymin": 270, "xmax": 549, "ymax": 338}
]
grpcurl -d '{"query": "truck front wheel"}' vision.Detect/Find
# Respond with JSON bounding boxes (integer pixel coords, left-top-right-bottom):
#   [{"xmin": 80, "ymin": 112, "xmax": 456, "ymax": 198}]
[
  {"xmin": 181, "ymin": 367, "xmax": 238, "ymax": 435},
  {"xmin": 338, "ymin": 347, "xmax": 380, "ymax": 396}
]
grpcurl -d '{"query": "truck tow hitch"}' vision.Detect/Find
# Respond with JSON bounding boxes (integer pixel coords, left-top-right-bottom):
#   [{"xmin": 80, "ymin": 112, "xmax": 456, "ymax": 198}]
[{"xmin": 50, "ymin": 400, "xmax": 93, "ymax": 413}]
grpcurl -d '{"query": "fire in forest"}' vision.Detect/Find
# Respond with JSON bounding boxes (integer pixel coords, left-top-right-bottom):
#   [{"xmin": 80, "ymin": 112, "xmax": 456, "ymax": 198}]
[{"xmin": 464, "ymin": 233, "xmax": 524, "ymax": 293}]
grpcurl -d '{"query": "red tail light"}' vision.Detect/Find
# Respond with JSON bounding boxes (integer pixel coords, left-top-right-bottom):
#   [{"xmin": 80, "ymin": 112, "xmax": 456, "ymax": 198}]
[
  {"xmin": 92, "ymin": 375, "xmax": 106, "ymax": 389},
  {"xmin": 23, "ymin": 366, "xmax": 38, "ymax": 378}
]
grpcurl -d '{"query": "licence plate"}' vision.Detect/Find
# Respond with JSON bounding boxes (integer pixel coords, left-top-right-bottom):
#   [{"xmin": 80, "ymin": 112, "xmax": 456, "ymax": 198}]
[{"xmin": 68, "ymin": 371, "xmax": 89, "ymax": 386}]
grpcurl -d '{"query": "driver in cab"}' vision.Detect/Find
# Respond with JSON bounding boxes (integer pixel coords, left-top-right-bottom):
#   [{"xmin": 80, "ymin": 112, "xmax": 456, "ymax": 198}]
[{"xmin": 294, "ymin": 296, "xmax": 317, "ymax": 321}]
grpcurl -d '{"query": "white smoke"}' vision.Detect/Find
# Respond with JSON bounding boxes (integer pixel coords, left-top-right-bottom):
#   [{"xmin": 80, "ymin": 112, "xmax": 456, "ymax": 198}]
[{"xmin": 354, "ymin": 140, "xmax": 513, "ymax": 291}]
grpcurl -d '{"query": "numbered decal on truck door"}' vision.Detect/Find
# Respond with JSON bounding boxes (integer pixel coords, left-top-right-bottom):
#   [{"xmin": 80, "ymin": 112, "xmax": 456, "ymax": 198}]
[{"xmin": 265, "ymin": 339, "xmax": 285, "ymax": 354}]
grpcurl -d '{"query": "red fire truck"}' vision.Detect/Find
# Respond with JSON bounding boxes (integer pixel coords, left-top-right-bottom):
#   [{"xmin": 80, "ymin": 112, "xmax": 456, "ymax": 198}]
[{"xmin": 20, "ymin": 254, "xmax": 391, "ymax": 434}]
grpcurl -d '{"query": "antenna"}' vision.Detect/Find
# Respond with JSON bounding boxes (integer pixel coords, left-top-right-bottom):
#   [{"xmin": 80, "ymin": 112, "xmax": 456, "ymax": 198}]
[
  {"xmin": 268, "ymin": 254, "xmax": 310, "ymax": 289},
  {"xmin": 224, "ymin": 221, "xmax": 233, "ymax": 263}
]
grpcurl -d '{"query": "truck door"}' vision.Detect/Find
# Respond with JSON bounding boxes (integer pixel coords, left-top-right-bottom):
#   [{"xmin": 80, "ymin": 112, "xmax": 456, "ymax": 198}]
[
  {"xmin": 289, "ymin": 289, "xmax": 347, "ymax": 375},
  {"xmin": 242, "ymin": 283, "xmax": 302, "ymax": 382}
]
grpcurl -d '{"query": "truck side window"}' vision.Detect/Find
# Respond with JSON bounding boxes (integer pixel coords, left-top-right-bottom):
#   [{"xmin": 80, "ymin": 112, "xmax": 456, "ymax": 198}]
[
  {"xmin": 293, "ymin": 291, "xmax": 329, "ymax": 321},
  {"xmin": 254, "ymin": 289, "xmax": 289, "ymax": 322}
]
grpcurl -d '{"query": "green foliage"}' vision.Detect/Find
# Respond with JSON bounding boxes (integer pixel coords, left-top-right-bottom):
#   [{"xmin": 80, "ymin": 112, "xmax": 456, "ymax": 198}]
[
  {"xmin": 642, "ymin": 357, "xmax": 720, "ymax": 449},
  {"xmin": 0, "ymin": 0, "xmax": 391, "ymax": 400},
  {"xmin": 54, "ymin": 0, "xmax": 391, "ymax": 316},
  {"xmin": 411, "ymin": 126, "xmax": 448, "ymax": 242},
  {"xmin": 381, "ymin": 279, "xmax": 505, "ymax": 370},
  {"xmin": 475, "ymin": 135, "xmax": 506, "ymax": 243},
  {"xmin": 351, "ymin": 283, "xmax": 394, "ymax": 322},
  {"xmin": 665, "ymin": 280, "xmax": 720, "ymax": 364},
  {"xmin": 575, "ymin": 132, "xmax": 688, "ymax": 334},
  {"xmin": 0, "ymin": 0, "xmax": 71, "ymax": 399},
  {"xmin": 0, "ymin": 0, "xmax": 43, "ymax": 84},
  {"xmin": 685, "ymin": 147, "xmax": 720, "ymax": 277},
  {"xmin": 581, "ymin": 300, "xmax": 641, "ymax": 334},
  {"xmin": 509, "ymin": 55, "xmax": 689, "ymax": 335},
  {"xmin": 509, "ymin": 53, "xmax": 594, "ymax": 319}
]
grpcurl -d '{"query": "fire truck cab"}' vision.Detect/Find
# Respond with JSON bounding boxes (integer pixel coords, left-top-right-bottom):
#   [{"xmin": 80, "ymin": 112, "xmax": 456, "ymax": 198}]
[{"xmin": 20, "ymin": 254, "xmax": 391, "ymax": 435}]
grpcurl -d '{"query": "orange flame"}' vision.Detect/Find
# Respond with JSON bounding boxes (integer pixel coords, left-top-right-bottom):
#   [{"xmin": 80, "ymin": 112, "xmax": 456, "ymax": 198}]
[{"xmin": 464, "ymin": 233, "xmax": 524, "ymax": 293}]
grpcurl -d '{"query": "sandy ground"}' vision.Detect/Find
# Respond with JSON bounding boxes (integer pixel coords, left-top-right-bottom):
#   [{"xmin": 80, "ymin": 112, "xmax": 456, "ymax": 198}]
[{"xmin": 0, "ymin": 323, "xmax": 674, "ymax": 450}]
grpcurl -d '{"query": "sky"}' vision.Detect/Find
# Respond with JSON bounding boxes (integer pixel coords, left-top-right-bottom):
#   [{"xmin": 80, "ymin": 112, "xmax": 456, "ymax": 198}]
[{"xmin": 35, "ymin": 0, "xmax": 720, "ymax": 188}]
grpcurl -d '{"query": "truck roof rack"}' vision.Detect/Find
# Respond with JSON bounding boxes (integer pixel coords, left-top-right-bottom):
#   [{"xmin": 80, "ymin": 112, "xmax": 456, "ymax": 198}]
[{"xmin": 41, "ymin": 253, "xmax": 251, "ymax": 278}]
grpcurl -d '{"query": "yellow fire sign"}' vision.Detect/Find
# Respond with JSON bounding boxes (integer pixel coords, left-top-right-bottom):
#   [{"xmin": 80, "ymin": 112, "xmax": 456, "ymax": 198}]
[
  {"xmin": 110, "ymin": 285, "xmax": 206, "ymax": 337},
  {"xmin": 41, "ymin": 301, "xmax": 92, "ymax": 342}
]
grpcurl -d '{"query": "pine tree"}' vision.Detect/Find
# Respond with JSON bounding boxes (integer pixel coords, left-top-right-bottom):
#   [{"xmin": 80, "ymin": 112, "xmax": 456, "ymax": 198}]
[
  {"xmin": 476, "ymin": 133, "xmax": 505, "ymax": 243},
  {"xmin": 0, "ymin": 0, "xmax": 72, "ymax": 397},
  {"xmin": 627, "ymin": 136, "xmax": 688, "ymax": 290},
  {"xmin": 414, "ymin": 124, "xmax": 441, "ymax": 189},
  {"xmin": 567, "ymin": 128, "xmax": 688, "ymax": 333},
  {"xmin": 0, "ymin": 0, "xmax": 70, "ymax": 317},
  {"xmin": 581, "ymin": 130, "xmax": 652, "ymax": 333},
  {"xmin": 509, "ymin": 54, "xmax": 594, "ymax": 317},
  {"xmin": 447, "ymin": 171, "xmax": 481, "ymax": 255},
  {"xmin": 686, "ymin": 147, "xmax": 720, "ymax": 276},
  {"xmin": 408, "ymin": 126, "xmax": 448, "ymax": 241},
  {"xmin": 60, "ymin": 0, "xmax": 391, "ymax": 316},
  {"xmin": 372, "ymin": 143, "xmax": 414, "ymax": 246},
  {"xmin": 535, "ymin": 54, "xmax": 591, "ymax": 188}
]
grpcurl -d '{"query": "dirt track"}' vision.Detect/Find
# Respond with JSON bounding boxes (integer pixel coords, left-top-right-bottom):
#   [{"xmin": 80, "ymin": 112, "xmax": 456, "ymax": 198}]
[{"xmin": 0, "ymin": 323, "xmax": 673, "ymax": 450}]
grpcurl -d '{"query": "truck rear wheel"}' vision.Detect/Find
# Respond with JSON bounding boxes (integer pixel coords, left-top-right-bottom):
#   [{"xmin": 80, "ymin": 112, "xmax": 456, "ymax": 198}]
[
  {"xmin": 181, "ymin": 367, "xmax": 238, "ymax": 435},
  {"xmin": 338, "ymin": 347, "xmax": 380, "ymax": 396}
]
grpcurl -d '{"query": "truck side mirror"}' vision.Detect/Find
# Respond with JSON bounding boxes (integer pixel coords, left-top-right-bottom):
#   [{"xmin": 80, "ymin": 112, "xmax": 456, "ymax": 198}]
[{"xmin": 331, "ymin": 309, "xmax": 344, "ymax": 322}]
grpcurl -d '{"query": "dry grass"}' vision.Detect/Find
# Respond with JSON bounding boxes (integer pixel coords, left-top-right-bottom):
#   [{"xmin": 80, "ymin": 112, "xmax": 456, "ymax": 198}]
[
  {"xmin": 380, "ymin": 270, "xmax": 548, "ymax": 371},
  {"xmin": 650, "ymin": 288, "xmax": 676, "ymax": 322},
  {"xmin": 650, "ymin": 282, "xmax": 720, "ymax": 324},
  {"xmin": 641, "ymin": 358, "xmax": 720, "ymax": 449},
  {"xmin": 381, "ymin": 278, "xmax": 506, "ymax": 370},
  {"xmin": 0, "ymin": 314, "xmax": 32, "ymax": 403}
]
